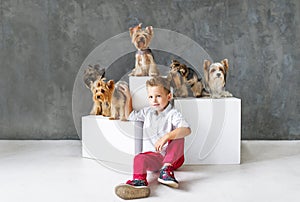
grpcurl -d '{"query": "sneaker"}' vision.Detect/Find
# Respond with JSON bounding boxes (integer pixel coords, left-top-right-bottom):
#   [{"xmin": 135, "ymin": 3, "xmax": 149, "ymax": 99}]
[
  {"xmin": 115, "ymin": 179, "xmax": 150, "ymax": 200},
  {"xmin": 158, "ymin": 165, "xmax": 179, "ymax": 188}
]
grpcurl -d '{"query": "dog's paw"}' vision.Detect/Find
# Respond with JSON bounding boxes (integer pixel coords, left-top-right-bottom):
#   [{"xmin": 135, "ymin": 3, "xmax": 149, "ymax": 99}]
[
  {"xmin": 211, "ymin": 94, "xmax": 221, "ymax": 99},
  {"xmin": 195, "ymin": 93, "xmax": 202, "ymax": 98},
  {"xmin": 149, "ymin": 72, "xmax": 159, "ymax": 77},
  {"xmin": 222, "ymin": 91, "xmax": 233, "ymax": 97},
  {"xmin": 120, "ymin": 117, "xmax": 128, "ymax": 121}
]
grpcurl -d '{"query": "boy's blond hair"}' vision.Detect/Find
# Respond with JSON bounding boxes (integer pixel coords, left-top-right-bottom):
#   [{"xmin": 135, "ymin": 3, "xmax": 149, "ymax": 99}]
[{"xmin": 146, "ymin": 76, "xmax": 171, "ymax": 94}]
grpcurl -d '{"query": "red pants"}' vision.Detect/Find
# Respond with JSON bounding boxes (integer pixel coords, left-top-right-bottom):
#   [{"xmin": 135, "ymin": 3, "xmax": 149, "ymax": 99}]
[{"xmin": 133, "ymin": 138, "xmax": 185, "ymax": 180}]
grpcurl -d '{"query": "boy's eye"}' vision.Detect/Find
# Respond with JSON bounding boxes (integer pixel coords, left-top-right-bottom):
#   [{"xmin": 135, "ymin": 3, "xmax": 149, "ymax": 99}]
[{"xmin": 149, "ymin": 96, "xmax": 153, "ymax": 99}]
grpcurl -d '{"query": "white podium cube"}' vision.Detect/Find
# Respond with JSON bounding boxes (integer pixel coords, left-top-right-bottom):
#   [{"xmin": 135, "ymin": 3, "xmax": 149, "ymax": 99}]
[
  {"xmin": 129, "ymin": 76, "xmax": 152, "ymax": 110},
  {"xmin": 174, "ymin": 97, "xmax": 241, "ymax": 164},
  {"xmin": 82, "ymin": 116, "xmax": 143, "ymax": 165},
  {"xmin": 83, "ymin": 76, "xmax": 241, "ymax": 165}
]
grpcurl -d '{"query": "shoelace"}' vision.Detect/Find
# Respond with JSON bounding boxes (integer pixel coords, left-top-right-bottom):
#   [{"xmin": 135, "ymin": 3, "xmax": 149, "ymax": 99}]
[{"xmin": 162, "ymin": 166, "xmax": 175, "ymax": 178}]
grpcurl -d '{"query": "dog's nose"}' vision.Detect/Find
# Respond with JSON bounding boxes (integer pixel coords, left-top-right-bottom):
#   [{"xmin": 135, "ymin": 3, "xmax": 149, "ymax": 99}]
[
  {"xmin": 217, "ymin": 73, "xmax": 221, "ymax": 77},
  {"xmin": 139, "ymin": 37, "xmax": 145, "ymax": 43},
  {"xmin": 97, "ymin": 96, "xmax": 101, "ymax": 99}
]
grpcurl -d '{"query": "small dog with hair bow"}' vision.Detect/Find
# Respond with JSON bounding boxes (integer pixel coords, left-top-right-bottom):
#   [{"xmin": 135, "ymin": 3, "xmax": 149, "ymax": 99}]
[{"xmin": 203, "ymin": 59, "xmax": 233, "ymax": 98}]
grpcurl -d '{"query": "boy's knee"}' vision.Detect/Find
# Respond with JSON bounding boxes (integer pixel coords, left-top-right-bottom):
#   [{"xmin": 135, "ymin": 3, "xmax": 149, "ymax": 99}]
[{"xmin": 134, "ymin": 153, "xmax": 146, "ymax": 162}]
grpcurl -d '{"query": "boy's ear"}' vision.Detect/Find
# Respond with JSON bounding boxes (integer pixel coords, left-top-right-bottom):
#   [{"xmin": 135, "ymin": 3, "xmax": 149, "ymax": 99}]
[{"xmin": 167, "ymin": 92, "xmax": 173, "ymax": 101}]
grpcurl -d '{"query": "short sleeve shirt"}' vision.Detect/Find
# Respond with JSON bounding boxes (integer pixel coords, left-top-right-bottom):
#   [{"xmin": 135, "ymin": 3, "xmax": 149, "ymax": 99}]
[{"xmin": 128, "ymin": 103, "xmax": 190, "ymax": 155}]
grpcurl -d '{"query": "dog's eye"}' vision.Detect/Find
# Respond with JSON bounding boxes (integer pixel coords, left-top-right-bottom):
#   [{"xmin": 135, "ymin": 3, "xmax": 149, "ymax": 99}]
[
  {"xmin": 95, "ymin": 90, "xmax": 98, "ymax": 93},
  {"xmin": 210, "ymin": 69, "xmax": 216, "ymax": 73},
  {"xmin": 101, "ymin": 89, "xmax": 105, "ymax": 93},
  {"xmin": 219, "ymin": 68, "xmax": 224, "ymax": 73}
]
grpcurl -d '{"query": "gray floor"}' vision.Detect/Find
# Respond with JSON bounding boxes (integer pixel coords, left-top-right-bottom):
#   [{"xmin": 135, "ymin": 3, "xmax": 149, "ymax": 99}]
[{"xmin": 0, "ymin": 140, "xmax": 299, "ymax": 202}]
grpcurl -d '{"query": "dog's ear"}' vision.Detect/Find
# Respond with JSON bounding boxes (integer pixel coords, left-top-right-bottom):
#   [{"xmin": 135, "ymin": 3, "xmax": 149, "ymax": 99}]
[
  {"xmin": 84, "ymin": 80, "xmax": 93, "ymax": 89},
  {"xmin": 83, "ymin": 66, "xmax": 92, "ymax": 87},
  {"xmin": 96, "ymin": 80, "xmax": 102, "ymax": 88},
  {"xmin": 129, "ymin": 23, "xmax": 142, "ymax": 37},
  {"xmin": 107, "ymin": 80, "xmax": 115, "ymax": 91},
  {"xmin": 221, "ymin": 59, "xmax": 228, "ymax": 83},
  {"xmin": 129, "ymin": 27, "xmax": 135, "ymax": 37},
  {"xmin": 88, "ymin": 80, "xmax": 94, "ymax": 89},
  {"xmin": 83, "ymin": 77, "xmax": 91, "ymax": 89},
  {"xmin": 170, "ymin": 60, "xmax": 180, "ymax": 70},
  {"xmin": 221, "ymin": 59, "xmax": 229, "ymax": 73},
  {"xmin": 145, "ymin": 26, "xmax": 153, "ymax": 36},
  {"xmin": 203, "ymin": 60, "xmax": 211, "ymax": 82}
]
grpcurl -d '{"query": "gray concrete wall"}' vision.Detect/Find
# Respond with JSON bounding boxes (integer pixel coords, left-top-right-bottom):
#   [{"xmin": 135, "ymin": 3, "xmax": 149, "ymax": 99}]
[{"xmin": 0, "ymin": 0, "xmax": 299, "ymax": 140}]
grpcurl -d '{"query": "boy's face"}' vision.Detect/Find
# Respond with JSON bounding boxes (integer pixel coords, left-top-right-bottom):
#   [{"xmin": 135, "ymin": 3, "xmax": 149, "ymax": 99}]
[{"xmin": 147, "ymin": 86, "xmax": 172, "ymax": 113}]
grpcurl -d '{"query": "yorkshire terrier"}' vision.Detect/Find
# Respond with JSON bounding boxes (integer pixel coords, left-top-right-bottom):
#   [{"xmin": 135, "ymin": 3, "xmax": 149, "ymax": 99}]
[
  {"xmin": 83, "ymin": 64, "xmax": 105, "ymax": 89},
  {"xmin": 168, "ymin": 60, "xmax": 203, "ymax": 97},
  {"xmin": 83, "ymin": 65, "xmax": 114, "ymax": 116},
  {"xmin": 109, "ymin": 81, "xmax": 129, "ymax": 121},
  {"xmin": 203, "ymin": 59, "xmax": 233, "ymax": 98},
  {"xmin": 128, "ymin": 23, "xmax": 159, "ymax": 76},
  {"xmin": 168, "ymin": 60, "xmax": 188, "ymax": 97},
  {"xmin": 90, "ymin": 78, "xmax": 114, "ymax": 116}
]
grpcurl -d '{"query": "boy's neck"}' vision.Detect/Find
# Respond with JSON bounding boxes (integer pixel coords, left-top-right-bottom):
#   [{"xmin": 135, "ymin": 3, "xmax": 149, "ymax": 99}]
[{"xmin": 155, "ymin": 102, "xmax": 170, "ymax": 115}]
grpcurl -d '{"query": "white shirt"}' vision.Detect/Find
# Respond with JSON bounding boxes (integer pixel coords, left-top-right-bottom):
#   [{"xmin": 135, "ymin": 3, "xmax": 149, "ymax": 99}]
[{"xmin": 128, "ymin": 103, "xmax": 190, "ymax": 155}]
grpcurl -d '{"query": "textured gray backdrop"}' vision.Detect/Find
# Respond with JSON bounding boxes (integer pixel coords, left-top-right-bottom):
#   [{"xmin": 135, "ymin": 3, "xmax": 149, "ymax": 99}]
[{"xmin": 0, "ymin": 0, "xmax": 299, "ymax": 140}]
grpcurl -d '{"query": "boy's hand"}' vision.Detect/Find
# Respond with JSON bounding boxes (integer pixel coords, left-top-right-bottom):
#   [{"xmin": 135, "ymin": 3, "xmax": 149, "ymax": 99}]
[
  {"xmin": 155, "ymin": 134, "xmax": 169, "ymax": 152},
  {"xmin": 118, "ymin": 84, "xmax": 131, "ymax": 99}
]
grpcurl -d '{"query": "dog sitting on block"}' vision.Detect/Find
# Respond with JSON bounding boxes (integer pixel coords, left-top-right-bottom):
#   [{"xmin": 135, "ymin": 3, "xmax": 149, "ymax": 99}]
[
  {"xmin": 203, "ymin": 59, "xmax": 233, "ymax": 98},
  {"xmin": 83, "ymin": 65, "xmax": 114, "ymax": 116},
  {"xmin": 90, "ymin": 78, "xmax": 114, "ymax": 116},
  {"xmin": 128, "ymin": 23, "xmax": 159, "ymax": 76},
  {"xmin": 110, "ymin": 81, "xmax": 129, "ymax": 121},
  {"xmin": 168, "ymin": 60, "xmax": 203, "ymax": 97},
  {"xmin": 168, "ymin": 60, "xmax": 188, "ymax": 97}
]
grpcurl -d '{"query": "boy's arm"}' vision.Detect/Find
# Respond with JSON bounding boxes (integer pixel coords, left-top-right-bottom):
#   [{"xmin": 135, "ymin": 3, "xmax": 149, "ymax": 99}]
[
  {"xmin": 155, "ymin": 127, "xmax": 191, "ymax": 152},
  {"xmin": 125, "ymin": 95, "xmax": 133, "ymax": 119}
]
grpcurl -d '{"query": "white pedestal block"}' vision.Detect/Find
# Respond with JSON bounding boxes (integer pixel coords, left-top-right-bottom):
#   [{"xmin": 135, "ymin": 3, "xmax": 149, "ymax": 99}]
[
  {"xmin": 129, "ymin": 76, "xmax": 152, "ymax": 110},
  {"xmin": 82, "ymin": 116, "xmax": 143, "ymax": 165},
  {"xmin": 82, "ymin": 98, "xmax": 241, "ymax": 165},
  {"xmin": 83, "ymin": 76, "xmax": 241, "ymax": 165},
  {"xmin": 174, "ymin": 97, "xmax": 241, "ymax": 164}
]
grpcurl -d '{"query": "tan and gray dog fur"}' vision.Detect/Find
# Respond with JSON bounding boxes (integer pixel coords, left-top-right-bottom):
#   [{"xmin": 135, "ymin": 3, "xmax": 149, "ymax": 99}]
[
  {"xmin": 128, "ymin": 23, "xmax": 159, "ymax": 76},
  {"xmin": 109, "ymin": 81, "xmax": 129, "ymax": 121},
  {"xmin": 83, "ymin": 65, "xmax": 114, "ymax": 116},
  {"xmin": 203, "ymin": 59, "xmax": 233, "ymax": 98},
  {"xmin": 168, "ymin": 60, "xmax": 203, "ymax": 97},
  {"xmin": 90, "ymin": 79, "xmax": 114, "ymax": 116}
]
